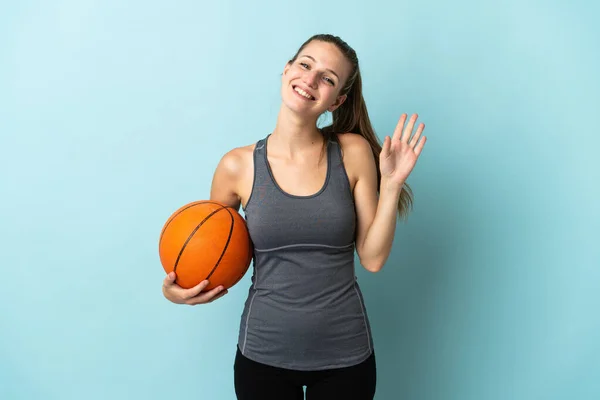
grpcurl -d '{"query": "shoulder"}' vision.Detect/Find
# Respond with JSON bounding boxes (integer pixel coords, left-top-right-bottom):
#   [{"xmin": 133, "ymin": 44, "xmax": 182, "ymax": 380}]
[
  {"xmin": 332, "ymin": 133, "xmax": 378, "ymax": 191},
  {"xmin": 216, "ymin": 143, "xmax": 256, "ymax": 177},
  {"xmin": 210, "ymin": 141, "xmax": 257, "ymax": 209},
  {"xmin": 335, "ymin": 132, "xmax": 377, "ymax": 168}
]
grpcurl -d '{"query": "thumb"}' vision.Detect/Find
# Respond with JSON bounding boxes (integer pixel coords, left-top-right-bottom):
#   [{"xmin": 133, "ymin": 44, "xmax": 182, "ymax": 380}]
[
  {"xmin": 163, "ymin": 271, "xmax": 176, "ymax": 286},
  {"xmin": 380, "ymin": 136, "xmax": 391, "ymax": 159}
]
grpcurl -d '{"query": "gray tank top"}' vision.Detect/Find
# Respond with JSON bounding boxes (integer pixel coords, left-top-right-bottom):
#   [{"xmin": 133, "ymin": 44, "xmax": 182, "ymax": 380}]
[{"xmin": 237, "ymin": 134, "xmax": 374, "ymax": 371}]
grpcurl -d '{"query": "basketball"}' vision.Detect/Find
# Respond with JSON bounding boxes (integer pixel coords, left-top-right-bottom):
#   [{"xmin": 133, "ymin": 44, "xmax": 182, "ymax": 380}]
[{"xmin": 158, "ymin": 200, "xmax": 253, "ymax": 290}]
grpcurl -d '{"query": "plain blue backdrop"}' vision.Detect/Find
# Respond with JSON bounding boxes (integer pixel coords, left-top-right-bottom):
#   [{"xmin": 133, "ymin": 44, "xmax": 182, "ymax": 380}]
[{"xmin": 1, "ymin": 0, "xmax": 599, "ymax": 399}]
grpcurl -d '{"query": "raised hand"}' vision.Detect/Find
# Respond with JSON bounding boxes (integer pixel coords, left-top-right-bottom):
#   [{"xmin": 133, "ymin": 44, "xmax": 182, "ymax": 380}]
[{"xmin": 379, "ymin": 113, "xmax": 427, "ymax": 188}]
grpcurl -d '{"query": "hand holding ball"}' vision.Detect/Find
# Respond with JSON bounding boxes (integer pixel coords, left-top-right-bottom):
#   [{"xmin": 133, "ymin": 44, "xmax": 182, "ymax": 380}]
[{"xmin": 158, "ymin": 201, "xmax": 253, "ymax": 292}]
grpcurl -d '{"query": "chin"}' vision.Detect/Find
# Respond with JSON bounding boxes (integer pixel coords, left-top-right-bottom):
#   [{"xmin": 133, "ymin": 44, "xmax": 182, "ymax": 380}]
[{"xmin": 282, "ymin": 99, "xmax": 311, "ymax": 114}]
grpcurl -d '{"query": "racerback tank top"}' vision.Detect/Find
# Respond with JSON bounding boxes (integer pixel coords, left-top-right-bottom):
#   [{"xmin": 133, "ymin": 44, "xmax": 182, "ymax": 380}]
[{"xmin": 237, "ymin": 133, "xmax": 374, "ymax": 371}]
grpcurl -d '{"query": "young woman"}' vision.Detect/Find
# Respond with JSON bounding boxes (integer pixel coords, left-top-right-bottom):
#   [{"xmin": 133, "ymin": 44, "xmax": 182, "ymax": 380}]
[{"xmin": 162, "ymin": 34, "xmax": 427, "ymax": 399}]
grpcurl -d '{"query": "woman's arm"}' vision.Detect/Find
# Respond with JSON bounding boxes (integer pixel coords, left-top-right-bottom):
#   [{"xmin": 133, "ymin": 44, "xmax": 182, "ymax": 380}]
[
  {"xmin": 346, "ymin": 114, "xmax": 427, "ymax": 272},
  {"xmin": 347, "ymin": 136, "xmax": 399, "ymax": 272}
]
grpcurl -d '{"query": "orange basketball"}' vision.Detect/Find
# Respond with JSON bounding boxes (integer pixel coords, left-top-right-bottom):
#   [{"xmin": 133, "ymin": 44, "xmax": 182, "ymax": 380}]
[{"xmin": 158, "ymin": 200, "xmax": 253, "ymax": 290}]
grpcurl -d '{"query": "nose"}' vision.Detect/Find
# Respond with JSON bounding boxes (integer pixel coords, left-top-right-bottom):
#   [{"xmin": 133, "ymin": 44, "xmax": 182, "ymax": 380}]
[{"xmin": 303, "ymin": 70, "xmax": 319, "ymax": 89}]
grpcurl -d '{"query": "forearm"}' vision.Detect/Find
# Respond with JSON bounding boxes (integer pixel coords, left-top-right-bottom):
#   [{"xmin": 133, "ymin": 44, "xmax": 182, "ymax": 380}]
[{"xmin": 358, "ymin": 178, "xmax": 402, "ymax": 272}]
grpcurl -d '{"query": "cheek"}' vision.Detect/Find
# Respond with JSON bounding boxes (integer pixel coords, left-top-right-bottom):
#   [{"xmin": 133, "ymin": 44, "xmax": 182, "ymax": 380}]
[
  {"xmin": 322, "ymin": 87, "xmax": 341, "ymax": 103},
  {"xmin": 283, "ymin": 71, "xmax": 300, "ymax": 85}
]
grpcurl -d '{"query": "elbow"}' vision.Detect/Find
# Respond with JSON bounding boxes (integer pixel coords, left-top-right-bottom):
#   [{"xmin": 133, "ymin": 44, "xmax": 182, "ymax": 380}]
[
  {"xmin": 357, "ymin": 247, "xmax": 387, "ymax": 273},
  {"xmin": 360, "ymin": 258, "xmax": 385, "ymax": 273},
  {"xmin": 365, "ymin": 264, "xmax": 384, "ymax": 273}
]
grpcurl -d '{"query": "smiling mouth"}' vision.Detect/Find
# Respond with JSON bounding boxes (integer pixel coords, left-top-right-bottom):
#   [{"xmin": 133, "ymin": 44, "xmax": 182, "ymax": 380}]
[{"xmin": 293, "ymin": 85, "xmax": 315, "ymax": 101}]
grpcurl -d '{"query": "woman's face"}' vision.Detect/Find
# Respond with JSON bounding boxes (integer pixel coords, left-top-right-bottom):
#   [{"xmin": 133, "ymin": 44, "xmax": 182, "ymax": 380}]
[{"xmin": 281, "ymin": 40, "xmax": 352, "ymax": 117}]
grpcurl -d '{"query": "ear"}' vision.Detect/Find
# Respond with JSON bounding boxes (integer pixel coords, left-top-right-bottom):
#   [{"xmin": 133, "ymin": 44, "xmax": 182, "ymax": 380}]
[
  {"xmin": 328, "ymin": 94, "xmax": 347, "ymax": 112},
  {"xmin": 283, "ymin": 62, "xmax": 292, "ymax": 75}
]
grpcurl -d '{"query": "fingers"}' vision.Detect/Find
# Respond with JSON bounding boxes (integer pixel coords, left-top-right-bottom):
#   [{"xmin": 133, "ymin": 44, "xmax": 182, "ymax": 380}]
[
  {"xmin": 207, "ymin": 289, "xmax": 229, "ymax": 303},
  {"xmin": 409, "ymin": 123, "xmax": 426, "ymax": 149},
  {"xmin": 402, "ymin": 114, "xmax": 418, "ymax": 143},
  {"xmin": 393, "ymin": 114, "xmax": 420, "ymax": 144},
  {"xmin": 391, "ymin": 114, "xmax": 407, "ymax": 142},
  {"xmin": 414, "ymin": 135, "xmax": 427, "ymax": 156},
  {"xmin": 186, "ymin": 279, "xmax": 212, "ymax": 298},
  {"xmin": 162, "ymin": 272, "xmax": 228, "ymax": 305},
  {"xmin": 186, "ymin": 284, "xmax": 228, "ymax": 305},
  {"xmin": 163, "ymin": 271, "xmax": 176, "ymax": 287}
]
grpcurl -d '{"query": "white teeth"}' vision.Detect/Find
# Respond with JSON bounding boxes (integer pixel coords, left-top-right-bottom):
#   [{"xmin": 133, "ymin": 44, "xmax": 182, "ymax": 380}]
[{"xmin": 294, "ymin": 86, "xmax": 314, "ymax": 100}]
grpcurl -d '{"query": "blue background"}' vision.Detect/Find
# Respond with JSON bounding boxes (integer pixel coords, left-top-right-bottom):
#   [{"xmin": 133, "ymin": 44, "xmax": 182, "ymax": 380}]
[{"xmin": 1, "ymin": 0, "xmax": 599, "ymax": 399}]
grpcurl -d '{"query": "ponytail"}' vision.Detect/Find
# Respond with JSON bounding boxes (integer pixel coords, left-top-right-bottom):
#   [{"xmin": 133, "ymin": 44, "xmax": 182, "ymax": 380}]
[{"xmin": 321, "ymin": 69, "xmax": 413, "ymax": 220}]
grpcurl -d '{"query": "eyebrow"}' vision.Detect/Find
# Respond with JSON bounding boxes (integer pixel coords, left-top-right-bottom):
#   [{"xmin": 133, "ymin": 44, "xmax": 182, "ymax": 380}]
[{"xmin": 299, "ymin": 55, "xmax": 340, "ymax": 80}]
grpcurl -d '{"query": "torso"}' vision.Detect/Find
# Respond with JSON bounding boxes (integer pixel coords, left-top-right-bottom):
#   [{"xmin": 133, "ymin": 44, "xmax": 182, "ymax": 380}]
[{"xmin": 235, "ymin": 133, "xmax": 374, "ymax": 370}]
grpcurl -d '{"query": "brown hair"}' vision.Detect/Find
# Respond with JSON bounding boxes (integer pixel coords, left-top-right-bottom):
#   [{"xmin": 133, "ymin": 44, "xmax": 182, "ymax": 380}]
[{"xmin": 288, "ymin": 34, "xmax": 413, "ymax": 220}]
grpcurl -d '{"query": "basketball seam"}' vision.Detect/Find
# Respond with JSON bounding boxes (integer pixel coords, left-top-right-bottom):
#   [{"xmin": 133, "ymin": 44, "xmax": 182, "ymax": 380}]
[
  {"xmin": 159, "ymin": 200, "xmax": 216, "ymax": 246},
  {"xmin": 169, "ymin": 203, "xmax": 244, "ymax": 285},
  {"xmin": 205, "ymin": 207, "xmax": 235, "ymax": 280},
  {"xmin": 171, "ymin": 203, "xmax": 228, "ymax": 273}
]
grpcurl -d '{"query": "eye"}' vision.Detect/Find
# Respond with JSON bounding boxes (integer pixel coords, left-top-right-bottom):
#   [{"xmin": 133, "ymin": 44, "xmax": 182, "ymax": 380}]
[
  {"xmin": 323, "ymin": 77, "xmax": 335, "ymax": 86},
  {"xmin": 299, "ymin": 62, "xmax": 309, "ymax": 69}
]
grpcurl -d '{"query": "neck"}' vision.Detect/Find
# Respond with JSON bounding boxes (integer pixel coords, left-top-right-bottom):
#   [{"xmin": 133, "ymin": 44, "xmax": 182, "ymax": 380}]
[{"xmin": 269, "ymin": 103, "xmax": 325, "ymax": 157}]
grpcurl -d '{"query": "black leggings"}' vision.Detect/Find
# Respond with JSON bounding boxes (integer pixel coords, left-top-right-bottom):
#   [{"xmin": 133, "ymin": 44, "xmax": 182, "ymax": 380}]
[{"xmin": 234, "ymin": 347, "xmax": 377, "ymax": 400}]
